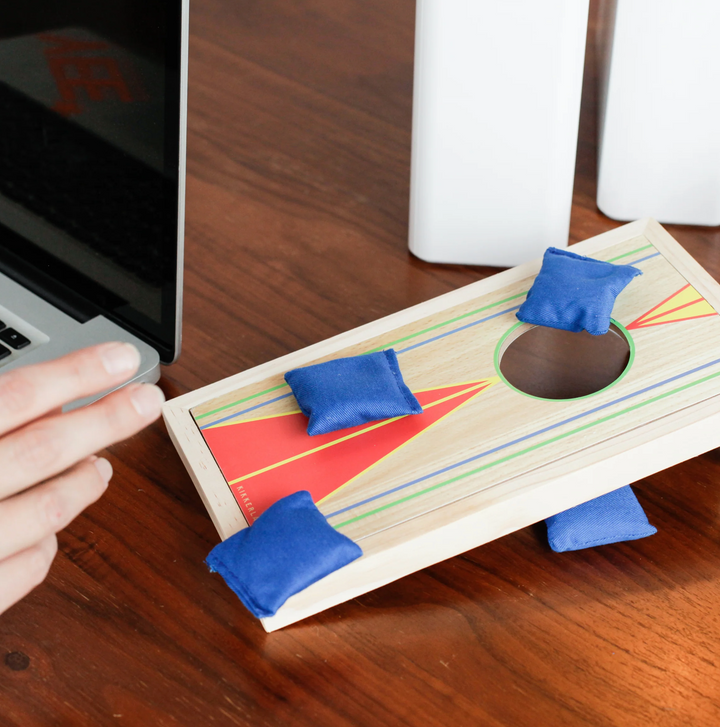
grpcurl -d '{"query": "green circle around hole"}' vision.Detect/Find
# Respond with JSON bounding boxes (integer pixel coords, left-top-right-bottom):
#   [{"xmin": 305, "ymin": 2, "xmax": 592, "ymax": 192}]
[{"xmin": 493, "ymin": 319, "xmax": 636, "ymax": 402}]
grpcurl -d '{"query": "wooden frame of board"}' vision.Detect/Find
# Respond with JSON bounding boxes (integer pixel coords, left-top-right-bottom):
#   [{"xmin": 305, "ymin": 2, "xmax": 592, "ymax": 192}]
[{"xmin": 164, "ymin": 219, "xmax": 720, "ymax": 631}]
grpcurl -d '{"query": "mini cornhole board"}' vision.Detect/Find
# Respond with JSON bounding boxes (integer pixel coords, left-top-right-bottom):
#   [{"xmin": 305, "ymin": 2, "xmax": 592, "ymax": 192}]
[{"xmin": 163, "ymin": 219, "xmax": 720, "ymax": 631}]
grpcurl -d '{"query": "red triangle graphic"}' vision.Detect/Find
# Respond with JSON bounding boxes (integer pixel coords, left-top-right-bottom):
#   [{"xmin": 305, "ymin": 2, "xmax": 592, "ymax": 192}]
[{"xmin": 200, "ymin": 381, "xmax": 494, "ymax": 522}]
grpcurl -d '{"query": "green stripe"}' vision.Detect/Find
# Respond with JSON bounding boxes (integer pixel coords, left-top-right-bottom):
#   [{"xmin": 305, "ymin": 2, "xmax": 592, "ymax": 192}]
[
  {"xmin": 197, "ymin": 245, "xmax": 654, "ymax": 421},
  {"xmin": 606, "ymin": 243, "xmax": 653, "ymax": 263},
  {"xmin": 333, "ymin": 370, "xmax": 720, "ymax": 529},
  {"xmin": 194, "ymin": 383, "xmax": 288, "ymax": 419},
  {"xmin": 196, "ymin": 293, "xmax": 527, "ymax": 419},
  {"xmin": 363, "ymin": 292, "xmax": 527, "ymax": 355},
  {"xmin": 363, "ymin": 243, "xmax": 650, "ymax": 357}
]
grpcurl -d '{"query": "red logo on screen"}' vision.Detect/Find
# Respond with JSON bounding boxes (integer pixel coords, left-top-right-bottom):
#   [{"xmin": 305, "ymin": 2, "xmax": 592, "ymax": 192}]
[{"xmin": 39, "ymin": 33, "xmax": 134, "ymax": 116}]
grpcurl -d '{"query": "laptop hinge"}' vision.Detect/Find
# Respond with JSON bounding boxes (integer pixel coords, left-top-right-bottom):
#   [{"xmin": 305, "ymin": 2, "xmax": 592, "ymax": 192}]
[{"xmin": 0, "ymin": 233, "xmax": 98, "ymax": 323}]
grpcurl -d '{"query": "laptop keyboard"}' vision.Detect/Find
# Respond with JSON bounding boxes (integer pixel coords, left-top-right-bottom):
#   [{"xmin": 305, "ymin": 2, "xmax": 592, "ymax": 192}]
[
  {"xmin": 0, "ymin": 80, "xmax": 168, "ymax": 286},
  {"xmin": 0, "ymin": 319, "xmax": 32, "ymax": 362},
  {"xmin": 0, "ymin": 300, "xmax": 46, "ymax": 368}
]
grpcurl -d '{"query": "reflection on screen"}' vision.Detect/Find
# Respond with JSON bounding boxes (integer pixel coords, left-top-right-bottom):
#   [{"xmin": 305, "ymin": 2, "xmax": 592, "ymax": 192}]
[{"xmin": 0, "ymin": 0, "xmax": 180, "ymax": 351}]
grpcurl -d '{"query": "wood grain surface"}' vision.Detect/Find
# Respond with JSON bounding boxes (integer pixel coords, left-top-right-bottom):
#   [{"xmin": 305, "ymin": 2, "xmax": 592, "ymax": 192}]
[{"xmin": 2, "ymin": 1, "xmax": 720, "ymax": 725}]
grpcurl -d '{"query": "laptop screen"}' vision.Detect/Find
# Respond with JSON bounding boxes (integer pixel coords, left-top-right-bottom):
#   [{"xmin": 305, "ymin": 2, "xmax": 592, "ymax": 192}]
[{"xmin": 0, "ymin": 0, "xmax": 185, "ymax": 363}]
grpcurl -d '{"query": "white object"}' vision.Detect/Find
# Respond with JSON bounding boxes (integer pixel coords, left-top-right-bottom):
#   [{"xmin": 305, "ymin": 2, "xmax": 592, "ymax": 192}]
[
  {"xmin": 408, "ymin": 0, "xmax": 590, "ymax": 268},
  {"xmin": 598, "ymin": 0, "xmax": 720, "ymax": 226}
]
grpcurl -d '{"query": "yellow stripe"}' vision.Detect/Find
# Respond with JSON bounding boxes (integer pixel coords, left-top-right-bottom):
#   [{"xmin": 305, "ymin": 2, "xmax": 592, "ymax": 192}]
[
  {"xmin": 658, "ymin": 298, "xmax": 715, "ymax": 323},
  {"xmin": 411, "ymin": 379, "xmax": 494, "ymax": 392},
  {"xmin": 205, "ymin": 409, "xmax": 302, "ymax": 429},
  {"xmin": 207, "ymin": 379, "xmax": 494, "ymax": 429},
  {"xmin": 226, "ymin": 379, "xmax": 498, "ymax": 485},
  {"xmin": 637, "ymin": 285, "xmax": 700, "ymax": 323},
  {"xmin": 318, "ymin": 379, "xmax": 499, "ymax": 504}
]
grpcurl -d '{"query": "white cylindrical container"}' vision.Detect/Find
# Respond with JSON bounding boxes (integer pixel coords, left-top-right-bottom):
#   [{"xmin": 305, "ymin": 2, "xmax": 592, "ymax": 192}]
[
  {"xmin": 598, "ymin": 0, "xmax": 720, "ymax": 226},
  {"xmin": 408, "ymin": 0, "xmax": 590, "ymax": 268}
]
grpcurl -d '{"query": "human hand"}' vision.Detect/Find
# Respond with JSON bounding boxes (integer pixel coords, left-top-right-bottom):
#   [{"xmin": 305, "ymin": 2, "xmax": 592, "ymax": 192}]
[{"xmin": 0, "ymin": 343, "xmax": 165, "ymax": 615}]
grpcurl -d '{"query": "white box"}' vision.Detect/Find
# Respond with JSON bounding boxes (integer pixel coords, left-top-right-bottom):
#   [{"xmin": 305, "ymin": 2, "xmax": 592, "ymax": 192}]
[
  {"xmin": 598, "ymin": 0, "xmax": 720, "ymax": 226},
  {"xmin": 409, "ymin": 0, "xmax": 590, "ymax": 267}
]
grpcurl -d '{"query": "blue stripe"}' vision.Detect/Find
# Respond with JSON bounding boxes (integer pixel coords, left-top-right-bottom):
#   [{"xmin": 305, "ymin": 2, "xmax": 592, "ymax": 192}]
[
  {"xmin": 628, "ymin": 252, "xmax": 661, "ymax": 266},
  {"xmin": 325, "ymin": 356, "xmax": 720, "ymax": 519},
  {"xmin": 395, "ymin": 305, "xmax": 522, "ymax": 355},
  {"xmin": 199, "ymin": 393, "xmax": 294, "ymax": 430},
  {"xmin": 199, "ymin": 306, "xmax": 524, "ymax": 427},
  {"xmin": 200, "ymin": 251, "xmax": 660, "ymax": 429}
]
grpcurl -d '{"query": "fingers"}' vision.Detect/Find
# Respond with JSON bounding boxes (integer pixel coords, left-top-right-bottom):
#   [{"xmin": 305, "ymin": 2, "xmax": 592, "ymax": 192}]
[
  {"xmin": 0, "ymin": 454, "xmax": 114, "ymax": 616},
  {"xmin": 0, "ymin": 345, "xmax": 159, "ymax": 617},
  {"xmin": 0, "ymin": 342, "xmax": 141, "ymax": 437},
  {"xmin": 0, "ymin": 382, "xmax": 164, "ymax": 499},
  {"xmin": 0, "ymin": 457, "xmax": 112, "ymax": 562},
  {"xmin": 0, "ymin": 535, "xmax": 58, "ymax": 616}
]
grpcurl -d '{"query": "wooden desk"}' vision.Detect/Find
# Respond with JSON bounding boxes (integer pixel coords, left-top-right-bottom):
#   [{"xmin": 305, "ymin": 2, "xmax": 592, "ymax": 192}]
[{"xmin": 2, "ymin": 1, "xmax": 719, "ymax": 724}]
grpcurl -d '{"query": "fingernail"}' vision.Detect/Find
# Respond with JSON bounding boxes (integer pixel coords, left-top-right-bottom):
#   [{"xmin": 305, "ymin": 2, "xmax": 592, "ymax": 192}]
[
  {"xmin": 94, "ymin": 457, "xmax": 113, "ymax": 484},
  {"xmin": 101, "ymin": 342, "xmax": 141, "ymax": 376},
  {"xmin": 130, "ymin": 384, "xmax": 165, "ymax": 418}
]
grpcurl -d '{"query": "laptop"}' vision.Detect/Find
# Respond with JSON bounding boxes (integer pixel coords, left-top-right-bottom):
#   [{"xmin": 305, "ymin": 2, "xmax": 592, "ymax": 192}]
[{"xmin": 0, "ymin": 1, "xmax": 188, "ymax": 407}]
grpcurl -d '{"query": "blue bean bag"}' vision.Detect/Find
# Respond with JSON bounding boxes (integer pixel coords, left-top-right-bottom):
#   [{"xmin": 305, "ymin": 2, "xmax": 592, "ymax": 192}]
[
  {"xmin": 517, "ymin": 247, "xmax": 641, "ymax": 335},
  {"xmin": 285, "ymin": 349, "xmax": 422, "ymax": 436}
]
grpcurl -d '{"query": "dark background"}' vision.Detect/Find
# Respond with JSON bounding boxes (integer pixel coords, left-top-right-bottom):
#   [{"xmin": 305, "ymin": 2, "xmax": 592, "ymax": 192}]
[{"xmin": 0, "ymin": 1, "xmax": 166, "ymax": 61}]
